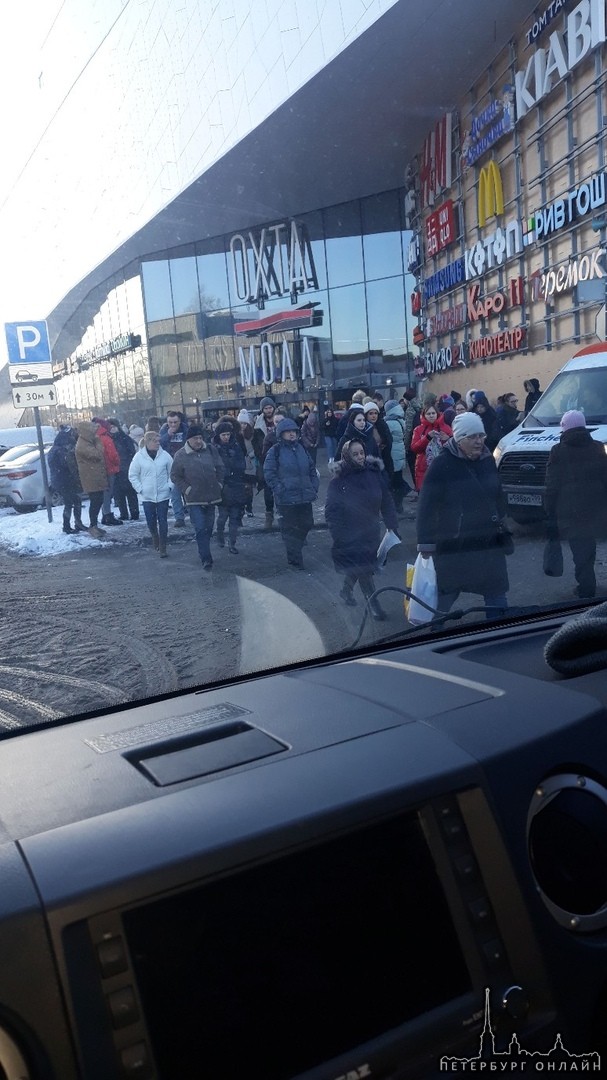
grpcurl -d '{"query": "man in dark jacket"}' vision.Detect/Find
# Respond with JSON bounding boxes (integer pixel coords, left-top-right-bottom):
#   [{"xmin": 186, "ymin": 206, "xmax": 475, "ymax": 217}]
[
  {"xmin": 170, "ymin": 425, "xmax": 225, "ymax": 571},
  {"xmin": 263, "ymin": 417, "xmax": 319, "ymax": 569},
  {"xmin": 417, "ymin": 411, "xmax": 509, "ymax": 617},
  {"xmin": 212, "ymin": 421, "xmax": 246, "ymax": 554},
  {"xmin": 253, "ymin": 396, "xmax": 278, "ymax": 529},
  {"xmin": 523, "ymin": 378, "xmax": 542, "ymax": 416},
  {"xmin": 108, "ymin": 419, "xmax": 139, "ymax": 521},
  {"xmin": 159, "ymin": 411, "xmax": 189, "ymax": 526},
  {"xmin": 545, "ymin": 410, "xmax": 607, "ymax": 598}
]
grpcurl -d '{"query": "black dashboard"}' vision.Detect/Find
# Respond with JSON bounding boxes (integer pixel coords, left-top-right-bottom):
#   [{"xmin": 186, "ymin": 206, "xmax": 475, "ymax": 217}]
[{"xmin": 1, "ymin": 612, "xmax": 607, "ymax": 1078}]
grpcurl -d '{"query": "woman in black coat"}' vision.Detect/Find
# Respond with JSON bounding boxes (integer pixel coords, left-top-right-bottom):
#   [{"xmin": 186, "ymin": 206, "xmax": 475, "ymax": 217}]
[
  {"xmin": 108, "ymin": 419, "xmax": 139, "ymax": 521},
  {"xmin": 325, "ymin": 440, "xmax": 398, "ymax": 619},
  {"xmin": 48, "ymin": 426, "xmax": 87, "ymax": 534},
  {"xmin": 335, "ymin": 409, "xmax": 377, "ymax": 461},
  {"xmin": 416, "ymin": 412, "xmax": 510, "ymax": 617},
  {"xmin": 212, "ymin": 422, "xmax": 247, "ymax": 554},
  {"xmin": 545, "ymin": 410, "xmax": 607, "ymax": 598}
]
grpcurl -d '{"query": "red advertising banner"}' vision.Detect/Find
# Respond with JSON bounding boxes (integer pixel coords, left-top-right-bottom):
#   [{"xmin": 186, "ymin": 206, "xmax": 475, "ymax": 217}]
[{"xmin": 425, "ymin": 200, "xmax": 455, "ymax": 256}]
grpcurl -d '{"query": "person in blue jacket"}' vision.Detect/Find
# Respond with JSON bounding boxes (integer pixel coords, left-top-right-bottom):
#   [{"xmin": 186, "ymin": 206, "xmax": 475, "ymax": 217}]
[{"xmin": 263, "ymin": 417, "xmax": 319, "ymax": 569}]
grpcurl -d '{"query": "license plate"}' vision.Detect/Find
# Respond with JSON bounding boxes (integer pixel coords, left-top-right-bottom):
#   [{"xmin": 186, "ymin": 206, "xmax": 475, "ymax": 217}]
[{"xmin": 507, "ymin": 492, "xmax": 543, "ymax": 506}]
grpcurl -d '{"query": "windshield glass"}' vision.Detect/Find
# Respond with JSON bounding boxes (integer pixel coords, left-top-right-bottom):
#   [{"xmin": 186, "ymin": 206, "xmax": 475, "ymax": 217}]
[
  {"xmin": 0, "ymin": 0, "xmax": 605, "ymax": 731},
  {"xmin": 528, "ymin": 369, "xmax": 607, "ymax": 426}
]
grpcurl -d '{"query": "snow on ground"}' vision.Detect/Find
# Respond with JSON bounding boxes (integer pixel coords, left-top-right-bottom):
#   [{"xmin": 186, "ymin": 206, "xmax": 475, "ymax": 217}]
[{"xmin": 0, "ymin": 506, "xmax": 148, "ymax": 557}]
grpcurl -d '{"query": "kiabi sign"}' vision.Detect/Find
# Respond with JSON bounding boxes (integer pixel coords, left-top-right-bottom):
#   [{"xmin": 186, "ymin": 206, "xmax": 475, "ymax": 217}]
[{"xmin": 515, "ymin": 0, "xmax": 606, "ymax": 118}]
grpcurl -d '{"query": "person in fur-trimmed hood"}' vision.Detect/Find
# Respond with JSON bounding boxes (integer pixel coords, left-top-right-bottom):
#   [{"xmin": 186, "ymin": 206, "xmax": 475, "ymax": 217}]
[
  {"xmin": 325, "ymin": 440, "xmax": 398, "ymax": 620},
  {"xmin": 416, "ymin": 411, "xmax": 509, "ymax": 618}
]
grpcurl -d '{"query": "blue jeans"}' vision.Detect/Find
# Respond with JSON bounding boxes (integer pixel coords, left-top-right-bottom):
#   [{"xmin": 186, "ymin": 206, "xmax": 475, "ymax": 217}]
[
  {"xmin": 188, "ymin": 504, "xmax": 216, "ymax": 564},
  {"xmin": 217, "ymin": 503, "xmax": 242, "ymax": 544},
  {"xmin": 324, "ymin": 436, "xmax": 337, "ymax": 460},
  {"xmin": 142, "ymin": 500, "xmax": 169, "ymax": 544},
  {"xmin": 169, "ymin": 482, "xmax": 185, "ymax": 522}
]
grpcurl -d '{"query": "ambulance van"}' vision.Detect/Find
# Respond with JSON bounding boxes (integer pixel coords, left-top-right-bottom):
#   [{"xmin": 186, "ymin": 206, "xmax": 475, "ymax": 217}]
[{"xmin": 494, "ymin": 342, "xmax": 607, "ymax": 523}]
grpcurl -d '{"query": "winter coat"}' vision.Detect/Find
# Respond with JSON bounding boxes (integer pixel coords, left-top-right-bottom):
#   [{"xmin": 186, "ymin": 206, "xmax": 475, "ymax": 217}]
[
  {"xmin": 384, "ymin": 401, "xmax": 406, "ymax": 472},
  {"xmin": 111, "ymin": 428, "xmax": 137, "ymax": 474},
  {"xmin": 416, "ymin": 440, "xmax": 509, "ymax": 599},
  {"xmin": 75, "ymin": 422, "xmax": 108, "ymax": 493},
  {"xmin": 263, "ymin": 438, "xmax": 319, "ymax": 507},
  {"xmin": 95, "ymin": 426, "xmax": 121, "ymax": 476},
  {"xmin": 494, "ymin": 403, "xmax": 521, "ymax": 443},
  {"xmin": 212, "ymin": 433, "xmax": 247, "ymax": 507},
  {"xmin": 322, "ymin": 414, "xmax": 339, "ymax": 438},
  {"xmin": 335, "ymin": 421, "xmax": 377, "ymax": 461},
  {"xmin": 524, "ymin": 379, "xmax": 542, "ymax": 416},
  {"xmin": 545, "ymin": 427, "xmax": 607, "ymax": 540},
  {"xmin": 403, "ymin": 397, "xmax": 422, "ymax": 450},
  {"xmin": 410, "ymin": 415, "xmax": 452, "ymax": 489},
  {"xmin": 252, "ymin": 413, "xmax": 276, "ymax": 462},
  {"xmin": 300, "ymin": 411, "xmax": 319, "ymax": 450},
  {"xmin": 170, "ymin": 441, "xmax": 225, "ymax": 506},
  {"xmin": 128, "ymin": 446, "xmax": 173, "ymax": 503},
  {"xmin": 325, "ymin": 457, "xmax": 398, "ymax": 575},
  {"xmin": 472, "ymin": 400, "xmax": 499, "ymax": 451},
  {"xmin": 159, "ymin": 420, "xmax": 189, "ymax": 458},
  {"xmin": 48, "ymin": 430, "xmax": 81, "ymax": 497}
]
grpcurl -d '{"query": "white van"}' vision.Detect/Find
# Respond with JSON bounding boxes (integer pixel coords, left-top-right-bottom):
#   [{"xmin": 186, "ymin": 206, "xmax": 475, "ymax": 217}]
[
  {"xmin": 494, "ymin": 343, "xmax": 607, "ymax": 523},
  {"xmin": 0, "ymin": 426, "xmax": 56, "ymax": 455}
]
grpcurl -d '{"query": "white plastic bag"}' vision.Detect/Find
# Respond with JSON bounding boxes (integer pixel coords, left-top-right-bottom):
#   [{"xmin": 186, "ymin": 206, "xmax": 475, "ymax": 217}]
[
  {"xmin": 376, "ymin": 528, "xmax": 401, "ymax": 567},
  {"xmin": 407, "ymin": 553, "xmax": 438, "ymax": 624}
]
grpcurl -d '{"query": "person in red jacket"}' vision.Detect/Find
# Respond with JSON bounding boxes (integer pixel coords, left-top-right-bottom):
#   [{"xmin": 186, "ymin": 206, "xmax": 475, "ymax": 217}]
[
  {"xmin": 410, "ymin": 403, "xmax": 452, "ymax": 490},
  {"xmin": 92, "ymin": 417, "xmax": 122, "ymax": 525}
]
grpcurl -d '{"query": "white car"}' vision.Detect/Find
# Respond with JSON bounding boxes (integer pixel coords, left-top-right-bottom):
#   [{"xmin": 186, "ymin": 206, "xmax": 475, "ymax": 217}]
[{"xmin": 0, "ymin": 444, "xmax": 62, "ymax": 513}]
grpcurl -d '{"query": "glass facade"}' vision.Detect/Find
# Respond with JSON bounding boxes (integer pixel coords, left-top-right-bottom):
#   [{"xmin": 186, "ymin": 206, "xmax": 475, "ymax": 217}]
[
  {"xmin": 45, "ymin": 188, "xmax": 416, "ymax": 427},
  {"xmin": 140, "ymin": 188, "xmax": 417, "ymax": 418}
]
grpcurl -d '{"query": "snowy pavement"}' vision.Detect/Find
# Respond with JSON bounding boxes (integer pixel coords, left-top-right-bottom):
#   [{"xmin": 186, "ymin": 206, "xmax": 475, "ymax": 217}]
[{"xmin": 0, "ymin": 505, "xmax": 149, "ymax": 557}]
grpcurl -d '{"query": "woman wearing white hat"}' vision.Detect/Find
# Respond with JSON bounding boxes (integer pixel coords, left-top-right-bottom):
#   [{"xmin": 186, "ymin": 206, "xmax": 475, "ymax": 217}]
[{"xmin": 416, "ymin": 411, "xmax": 510, "ymax": 618}]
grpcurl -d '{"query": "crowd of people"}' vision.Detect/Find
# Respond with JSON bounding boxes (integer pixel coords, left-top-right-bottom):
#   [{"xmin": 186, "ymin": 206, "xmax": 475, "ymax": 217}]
[{"xmin": 45, "ymin": 373, "xmax": 607, "ymax": 617}]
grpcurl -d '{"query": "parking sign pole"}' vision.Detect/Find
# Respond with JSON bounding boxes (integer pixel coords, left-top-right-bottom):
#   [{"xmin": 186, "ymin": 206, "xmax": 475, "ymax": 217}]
[{"xmin": 34, "ymin": 407, "xmax": 53, "ymax": 523}]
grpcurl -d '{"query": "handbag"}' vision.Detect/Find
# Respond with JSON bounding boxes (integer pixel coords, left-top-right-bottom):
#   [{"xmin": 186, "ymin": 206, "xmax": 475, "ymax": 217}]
[
  {"xmin": 407, "ymin": 553, "xmax": 438, "ymax": 624},
  {"xmin": 543, "ymin": 538, "xmax": 564, "ymax": 577}
]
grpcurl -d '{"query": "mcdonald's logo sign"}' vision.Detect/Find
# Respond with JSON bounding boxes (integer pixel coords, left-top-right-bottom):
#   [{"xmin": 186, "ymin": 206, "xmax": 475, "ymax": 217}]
[{"xmin": 478, "ymin": 161, "xmax": 504, "ymax": 228}]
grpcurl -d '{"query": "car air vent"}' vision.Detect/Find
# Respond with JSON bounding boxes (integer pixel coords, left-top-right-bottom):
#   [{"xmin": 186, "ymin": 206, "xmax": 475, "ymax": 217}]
[
  {"xmin": 498, "ymin": 451, "xmax": 549, "ymax": 486},
  {"xmin": 528, "ymin": 774, "xmax": 607, "ymax": 932}
]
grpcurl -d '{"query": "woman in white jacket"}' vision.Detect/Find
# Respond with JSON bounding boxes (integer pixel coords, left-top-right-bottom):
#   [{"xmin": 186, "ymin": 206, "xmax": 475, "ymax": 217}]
[{"xmin": 128, "ymin": 431, "xmax": 173, "ymax": 556}]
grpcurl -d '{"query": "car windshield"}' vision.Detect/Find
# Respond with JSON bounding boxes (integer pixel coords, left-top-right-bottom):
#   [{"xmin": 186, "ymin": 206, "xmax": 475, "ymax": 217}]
[{"xmin": 0, "ymin": 0, "xmax": 606, "ymax": 732}]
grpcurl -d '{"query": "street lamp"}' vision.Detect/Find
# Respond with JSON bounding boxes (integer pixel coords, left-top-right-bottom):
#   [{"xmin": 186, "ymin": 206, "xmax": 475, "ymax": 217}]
[{"xmin": 193, "ymin": 397, "xmax": 200, "ymax": 421}]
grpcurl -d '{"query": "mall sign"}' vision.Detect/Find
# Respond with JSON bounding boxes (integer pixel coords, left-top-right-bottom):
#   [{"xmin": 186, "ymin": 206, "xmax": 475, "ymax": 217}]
[
  {"xmin": 515, "ymin": 0, "xmax": 606, "ymax": 118},
  {"xmin": 238, "ymin": 336, "xmax": 316, "ymax": 389},
  {"xmin": 229, "ymin": 221, "xmax": 319, "ymax": 304}
]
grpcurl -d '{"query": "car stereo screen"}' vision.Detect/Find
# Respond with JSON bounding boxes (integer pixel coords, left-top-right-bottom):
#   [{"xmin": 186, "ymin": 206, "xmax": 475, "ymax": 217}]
[{"xmin": 123, "ymin": 811, "xmax": 471, "ymax": 1078}]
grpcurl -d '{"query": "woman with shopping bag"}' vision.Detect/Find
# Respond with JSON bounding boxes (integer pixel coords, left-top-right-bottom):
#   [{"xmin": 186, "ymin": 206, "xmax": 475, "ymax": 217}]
[
  {"xmin": 325, "ymin": 439, "xmax": 398, "ymax": 619},
  {"xmin": 416, "ymin": 412, "xmax": 510, "ymax": 619}
]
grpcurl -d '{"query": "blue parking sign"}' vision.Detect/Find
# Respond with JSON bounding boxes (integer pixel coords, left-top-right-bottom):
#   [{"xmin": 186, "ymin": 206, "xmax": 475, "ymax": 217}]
[{"xmin": 5, "ymin": 321, "xmax": 52, "ymax": 365}]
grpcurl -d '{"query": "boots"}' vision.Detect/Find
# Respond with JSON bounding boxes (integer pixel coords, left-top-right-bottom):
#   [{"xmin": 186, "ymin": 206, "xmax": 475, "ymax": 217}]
[
  {"xmin": 102, "ymin": 513, "xmax": 123, "ymax": 527},
  {"xmin": 150, "ymin": 531, "xmax": 160, "ymax": 550},
  {"xmin": 73, "ymin": 518, "xmax": 88, "ymax": 532},
  {"xmin": 360, "ymin": 575, "xmax": 387, "ymax": 621},
  {"xmin": 339, "ymin": 577, "xmax": 357, "ymax": 606},
  {"xmin": 159, "ymin": 539, "xmax": 168, "ymax": 558},
  {"xmin": 62, "ymin": 515, "xmax": 75, "ymax": 534},
  {"xmin": 264, "ymin": 512, "xmax": 274, "ymax": 530}
]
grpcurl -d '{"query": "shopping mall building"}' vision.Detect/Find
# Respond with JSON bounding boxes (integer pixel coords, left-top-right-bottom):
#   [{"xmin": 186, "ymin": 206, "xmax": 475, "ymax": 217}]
[{"xmin": 39, "ymin": 0, "xmax": 607, "ymax": 426}]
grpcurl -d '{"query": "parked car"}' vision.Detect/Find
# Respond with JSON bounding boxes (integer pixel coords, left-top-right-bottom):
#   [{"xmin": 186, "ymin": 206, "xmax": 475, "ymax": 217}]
[
  {"xmin": 0, "ymin": 426, "xmax": 56, "ymax": 455},
  {"xmin": 0, "ymin": 445, "xmax": 62, "ymax": 512}
]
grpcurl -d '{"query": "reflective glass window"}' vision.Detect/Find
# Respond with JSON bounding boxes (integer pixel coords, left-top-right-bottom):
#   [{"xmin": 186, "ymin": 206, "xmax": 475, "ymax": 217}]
[
  {"xmin": 324, "ymin": 203, "xmax": 364, "ymax": 288},
  {"xmin": 170, "ymin": 255, "xmax": 200, "ymax": 316},
  {"xmin": 197, "ymin": 241, "xmax": 231, "ymax": 311},
  {"xmin": 362, "ymin": 191, "xmax": 404, "ymax": 281},
  {"xmin": 329, "ymin": 283, "xmax": 369, "ymax": 384},
  {"xmin": 366, "ymin": 277, "xmax": 407, "ymax": 373},
  {"xmin": 141, "ymin": 260, "xmax": 173, "ymax": 321}
]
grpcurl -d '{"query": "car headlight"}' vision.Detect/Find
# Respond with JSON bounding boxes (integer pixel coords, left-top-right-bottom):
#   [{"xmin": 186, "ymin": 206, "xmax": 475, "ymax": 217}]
[{"xmin": 493, "ymin": 445, "xmax": 503, "ymax": 465}]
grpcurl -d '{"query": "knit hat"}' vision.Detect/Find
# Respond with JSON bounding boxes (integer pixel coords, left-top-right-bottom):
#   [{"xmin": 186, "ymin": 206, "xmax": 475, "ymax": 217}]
[
  {"xmin": 403, "ymin": 388, "xmax": 417, "ymax": 401},
  {"xmin": 363, "ymin": 401, "xmax": 379, "ymax": 415},
  {"xmin": 186, "ymin": 424, "xmax": 204, "ymax": 439},
  {"xmin": 129, "ymin": 424, "xmax": 144, "ymax": 438},
  {"xmin": 276, "ymin": 417, "xmax": 299, "ymax": 437},
  {"xmin": 439, "ymin": 395, "xmax": 454, "ymax": 407},
  {"xmin": 237, "ymin": 409, "xmax": 252, "ymax": 424},
  {"xmin": 348, "ymin": 403, "xmax": 364, "ymax": 413},
  {"xmin": 215, "ymin": 421, "xmax": 233, "ymax": 436},
  {"xmin": 452, "ymin": 412, "xmax": 486, "ymax": 442},
  {"xmin": 560, "ymin": 410, "xmax": 586, "ymax": 430},
  {"xmin": 259, "ymin": 396, "xmax": 275, "ymax": 410}
]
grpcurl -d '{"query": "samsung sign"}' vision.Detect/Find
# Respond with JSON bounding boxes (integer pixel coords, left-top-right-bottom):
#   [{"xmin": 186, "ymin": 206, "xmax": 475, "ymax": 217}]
[{"xmin": 515, "ymin": 0, "xmax": 606, "ymax": 118}]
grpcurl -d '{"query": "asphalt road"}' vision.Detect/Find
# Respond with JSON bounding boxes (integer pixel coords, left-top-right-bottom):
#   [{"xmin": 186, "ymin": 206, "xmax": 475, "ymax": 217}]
[{"xmin": 0, "ymin": 463, "xmax": 603, "ymax": 732}]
